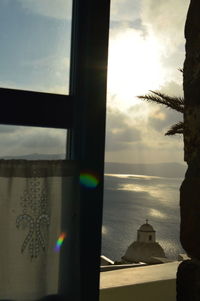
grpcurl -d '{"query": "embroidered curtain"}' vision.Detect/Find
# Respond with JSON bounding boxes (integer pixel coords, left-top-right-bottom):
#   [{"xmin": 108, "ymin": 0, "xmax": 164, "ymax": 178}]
[{"xmin": 0, "ymin": 160, "xmax": 78, "ymax": 301}]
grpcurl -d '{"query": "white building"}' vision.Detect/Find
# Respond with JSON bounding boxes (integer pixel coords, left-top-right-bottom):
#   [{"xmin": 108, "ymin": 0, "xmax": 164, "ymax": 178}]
[{"xmin": 122, "ymin": 220, "xmax": 166, "ymax": 264}]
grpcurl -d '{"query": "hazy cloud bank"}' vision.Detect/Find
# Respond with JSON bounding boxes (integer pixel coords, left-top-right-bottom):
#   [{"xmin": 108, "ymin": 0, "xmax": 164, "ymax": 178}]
[
  {"xmin": 0, "ymin": 125, "xmax": 66, "ymax": 157},
  {"xmin": 18, "ymin": 0, "xmax": 72, "ymax": 20}
]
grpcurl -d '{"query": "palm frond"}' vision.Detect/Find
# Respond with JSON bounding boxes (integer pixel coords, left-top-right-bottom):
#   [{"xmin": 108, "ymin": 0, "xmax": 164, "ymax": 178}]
[
  {"xmin": 137, "ymin": 90, "xmax": 184, "ymax": 113},
  {"xmin": 165, "ymin": 121, "xmax": 184, "ymax": 136},
  {"xmin": 150, "ymin": 90, "xmax": 184, "ymax": 113}
]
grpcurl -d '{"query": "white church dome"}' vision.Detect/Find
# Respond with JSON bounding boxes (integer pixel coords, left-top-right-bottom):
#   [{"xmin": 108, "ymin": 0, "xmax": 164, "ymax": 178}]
[
  {"xmin": 122, "ymin": 220, "xmax": 166, "ymax": 264},
  {"xmin": 139, "ymin": 222, "xmax": 155, "ymax": 232}
]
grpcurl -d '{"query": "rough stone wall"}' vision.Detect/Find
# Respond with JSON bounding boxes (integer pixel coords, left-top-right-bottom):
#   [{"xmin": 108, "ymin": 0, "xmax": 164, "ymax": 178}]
[
  {"xmin": 184, "ymin": 0, "xmax": 200, "ymax": 164},
  {"xmin": 181, "ymin": 0, "xmax": 200, "ymax": 259},
  {"xmin": 177, "ymin": 1, "xmax": 200, "ymax": 299}
]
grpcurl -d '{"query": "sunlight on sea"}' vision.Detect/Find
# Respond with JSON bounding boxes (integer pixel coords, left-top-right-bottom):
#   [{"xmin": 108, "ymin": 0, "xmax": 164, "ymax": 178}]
[
  {"xmin": 105, "ymin": 173, "xmax": 161, "ymax": 180},
  {"xmin": 105, "ymin": 173, "xmax": 181, "ymax": 204},
  {"xmin": 102, "ymin": 173, "xmax": 184, "ymax": 261},
  {"xmin": 149, "ymin": 208, "xmax": 167, "ymax": 219}
]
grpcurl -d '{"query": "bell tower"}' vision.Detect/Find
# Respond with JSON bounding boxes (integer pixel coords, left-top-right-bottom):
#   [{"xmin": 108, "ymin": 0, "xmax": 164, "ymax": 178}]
[{"xmin": 137, "ymin": 219, "xmax": 156, "ymax": 243}]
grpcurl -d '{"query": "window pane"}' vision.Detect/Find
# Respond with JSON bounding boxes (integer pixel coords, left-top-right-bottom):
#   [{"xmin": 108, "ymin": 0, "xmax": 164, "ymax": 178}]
[
  {"xmin": 101, "ymin": 0, "xmax": 189, "ymax": 268},
  {"xmin": 0, "ymin": 0, "xmax": 72, "ymax": 94},
  {"xmin": 0, "ymin": 160, "xmax": 77, "ymax": 300},
  {"xmin": 0, "ymin": 125, "xmax": 67, "ymax": 159},
  {"xmin": 0, "ymin": 125, "xmax": 77, "ymax": 300}
]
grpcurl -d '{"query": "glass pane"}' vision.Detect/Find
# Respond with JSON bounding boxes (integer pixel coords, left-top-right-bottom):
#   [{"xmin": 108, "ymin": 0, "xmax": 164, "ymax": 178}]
[
  {"xmin": 0, "ymin": 125, "xmax": 67, "ymax": 159},
  {"xmin": 101, "ymin": 0, "xmax": 189, "ymax": 269},
  {"xmin": 0, "ymin": 0, "xmax": 72, "ymax": 94},
  {"xmin": 0, "ymin": 162, "xmax": 77, "ymax": 300},
  {"xmin": 0, "ymin": 125, "xmax": 78, "ymax": 300}
]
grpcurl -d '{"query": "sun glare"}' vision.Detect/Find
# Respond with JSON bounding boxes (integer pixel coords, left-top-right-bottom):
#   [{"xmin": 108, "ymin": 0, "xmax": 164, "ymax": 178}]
[{"xmin": 107, "ymin": 30, "xmax": 166, "ymax": 111}]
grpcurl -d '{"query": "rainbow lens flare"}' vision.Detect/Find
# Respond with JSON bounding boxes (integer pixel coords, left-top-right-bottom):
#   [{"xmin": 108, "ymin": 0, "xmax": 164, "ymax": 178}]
[
  {"xmin": 54, "ymin": 232, "xmax": 66, "ymax": 252},
  {"xmin": 80, "ymin": 172, "xmax": 99, "ymax": 189}
]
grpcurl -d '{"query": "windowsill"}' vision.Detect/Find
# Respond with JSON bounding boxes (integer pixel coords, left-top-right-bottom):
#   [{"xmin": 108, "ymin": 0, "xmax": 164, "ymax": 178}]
[{"xmin": 100, "ymin": 261, "xmax": 180, "ymax": 301}]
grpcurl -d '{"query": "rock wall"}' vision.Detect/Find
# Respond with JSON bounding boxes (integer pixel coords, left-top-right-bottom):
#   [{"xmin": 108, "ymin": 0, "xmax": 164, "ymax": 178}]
[
  {"xmin": 184, "ymin": 0, "xmax": 200, "ymax": 164},
  {"xmin": 177, "ymin": 1, "xmax": 200, "ymax": 299},
  {"xmin": 181, "ymin": 0, "xmax": 200, "ymax": 260}
]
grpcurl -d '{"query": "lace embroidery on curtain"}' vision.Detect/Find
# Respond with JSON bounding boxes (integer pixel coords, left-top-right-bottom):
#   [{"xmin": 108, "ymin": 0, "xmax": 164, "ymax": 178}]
[
  {"xmin": 16, "ymin": 167, "xmax": 50, "ymax": 259},
  {"xmin": 0, "ymin": 159, "xmax": 79, "ymax": 300}
]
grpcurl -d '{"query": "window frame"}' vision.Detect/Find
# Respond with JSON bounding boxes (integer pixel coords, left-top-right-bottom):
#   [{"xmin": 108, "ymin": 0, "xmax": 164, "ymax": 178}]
[
  {"xmin": 0, "ymin": 1, "xmax": 110, "ymax": 301},
  {"xmin": 0, "ymin": 88, "xmax": 73, "ymax": 129}
]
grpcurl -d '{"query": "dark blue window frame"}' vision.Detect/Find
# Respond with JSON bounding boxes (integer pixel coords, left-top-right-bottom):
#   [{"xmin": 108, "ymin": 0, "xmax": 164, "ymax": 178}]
[{"xmin": 0, "ymin": 1, "xmax": 110, "ymax": 301}]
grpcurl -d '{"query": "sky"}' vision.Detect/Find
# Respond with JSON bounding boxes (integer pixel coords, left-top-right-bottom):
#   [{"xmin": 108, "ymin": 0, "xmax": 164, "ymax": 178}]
[
  {"xmin": 0, "ymin": 0, "xmax": 190, "ymax": 164},
  {"xmin": 105, "ymin": 0, "xmax": 190, "ymax": 164}
]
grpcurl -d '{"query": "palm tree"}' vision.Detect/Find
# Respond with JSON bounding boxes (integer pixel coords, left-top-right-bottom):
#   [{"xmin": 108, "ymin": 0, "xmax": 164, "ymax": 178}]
[
  {"xmin": 137, "ymin": 69, "xmax": 184, "ymax": 136},
  {"xmin": 137, "ymin": 90, "xmax": 184, "ymax": 135}
]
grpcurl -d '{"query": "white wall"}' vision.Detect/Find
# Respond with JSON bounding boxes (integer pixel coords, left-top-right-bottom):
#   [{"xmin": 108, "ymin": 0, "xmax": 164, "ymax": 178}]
[{"xmin": 100, "ymin": 261, "xmax": 179, "ymax": 301}]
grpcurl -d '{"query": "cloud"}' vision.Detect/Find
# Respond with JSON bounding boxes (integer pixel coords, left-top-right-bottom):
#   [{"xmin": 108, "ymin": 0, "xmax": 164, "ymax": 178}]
[
  {"xmin": 21, "ymin": 55, "xmax": 70, "ymax": 94},
  {"xmin": 0, "ymin": 79, "xmax": 68, "ymax": 95},
  {"xmin": 0, "ymin": 125, "xmax": 67, "ymax": 157},
  {"xmin": 0, "ymin": 80, "xmax": 24, "ymax": 91},
  {"xmin": 109, "ymin": 0, "xmax": 146, "ymax": 36},
  {"xmin": 105, "ymin": 100, "xmax": 184, "ymax": 164},
  {"xmin": 159, "ymin": 80, "xmax": 183, "ymax": 96},
  {"xmin": 105, "ymin": 142, "xmax": 184, "ymax": 164},
  {"xmin": 0, "ymin": 1, "xmax": 71, "ymax": 94},
  {"xmin": 110, "ymin": 0, "xmax": 141, "ymax": 23},
  {"xmin": 107, "ymin": 0, "xmax": 187, "ymax": 164},
  {"xmin": 140, "ymin": 0, "xmax": 190, "ymax": 51},
  {"xmin": 134, "ymin": 0, "xmax": 190, "ymax": 87},
  {"xmin": 160, "ymin": 50, "xmax": 185, "ymax": 81},
  {"xmin": 115, "ymin": 127, "xmax": 140, "ymax": 143},
  {"xmin": 141, "ymin": 119, "xmax": 183, "ymax": 153},
  {"xmin": 2, "ymin": 0, "xmax": 186, "ymax": 165},
  {"xmin": 19, "ymin": 127, "xmax": 66, "ymax": 148},
  {"xmin": 19, "ymin": 0, "xmax": 72, "ymax": 19},
  {"xmin": 107, "ymin": 27, "xmax": 168, "ymax": 112},
  {"xmin": 0, "ymin": 125, "xmax": 20, "ymax": 134},
  {"xmin": 143, "ymin": 80, "xmax": 183, "ymax": 133},
  {"xmin": 106, "ymin": 127, "xmax": 141, "ymax": 151},
  {"xmin": 148, "ymin": 109, "xmax": 182, "ymax": 133},
  {"xmin": 105, "ymin": 108, "xmax": 141, "ymax": 151}
]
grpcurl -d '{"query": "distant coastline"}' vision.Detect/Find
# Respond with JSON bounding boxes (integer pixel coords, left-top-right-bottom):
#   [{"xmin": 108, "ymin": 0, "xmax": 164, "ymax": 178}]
[
  {"xmin": 105, "ymin": 162, "xmax": 187, "ymax": 178},
  {"xmin": 0, "ymin": 153, "xmax": 187, "ymax": 179}
]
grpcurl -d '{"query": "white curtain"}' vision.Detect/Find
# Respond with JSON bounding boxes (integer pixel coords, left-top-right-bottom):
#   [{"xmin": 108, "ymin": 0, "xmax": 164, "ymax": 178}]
[{"xmin": 0, "ymin": 160, "xmax": 78, "ymax": 301}]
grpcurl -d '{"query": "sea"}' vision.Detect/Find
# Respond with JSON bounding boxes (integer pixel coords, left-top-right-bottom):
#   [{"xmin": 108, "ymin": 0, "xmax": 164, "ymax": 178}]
[{"xmin": 101, "ymin": 173, "xmax": 185, "ymax": 262}]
